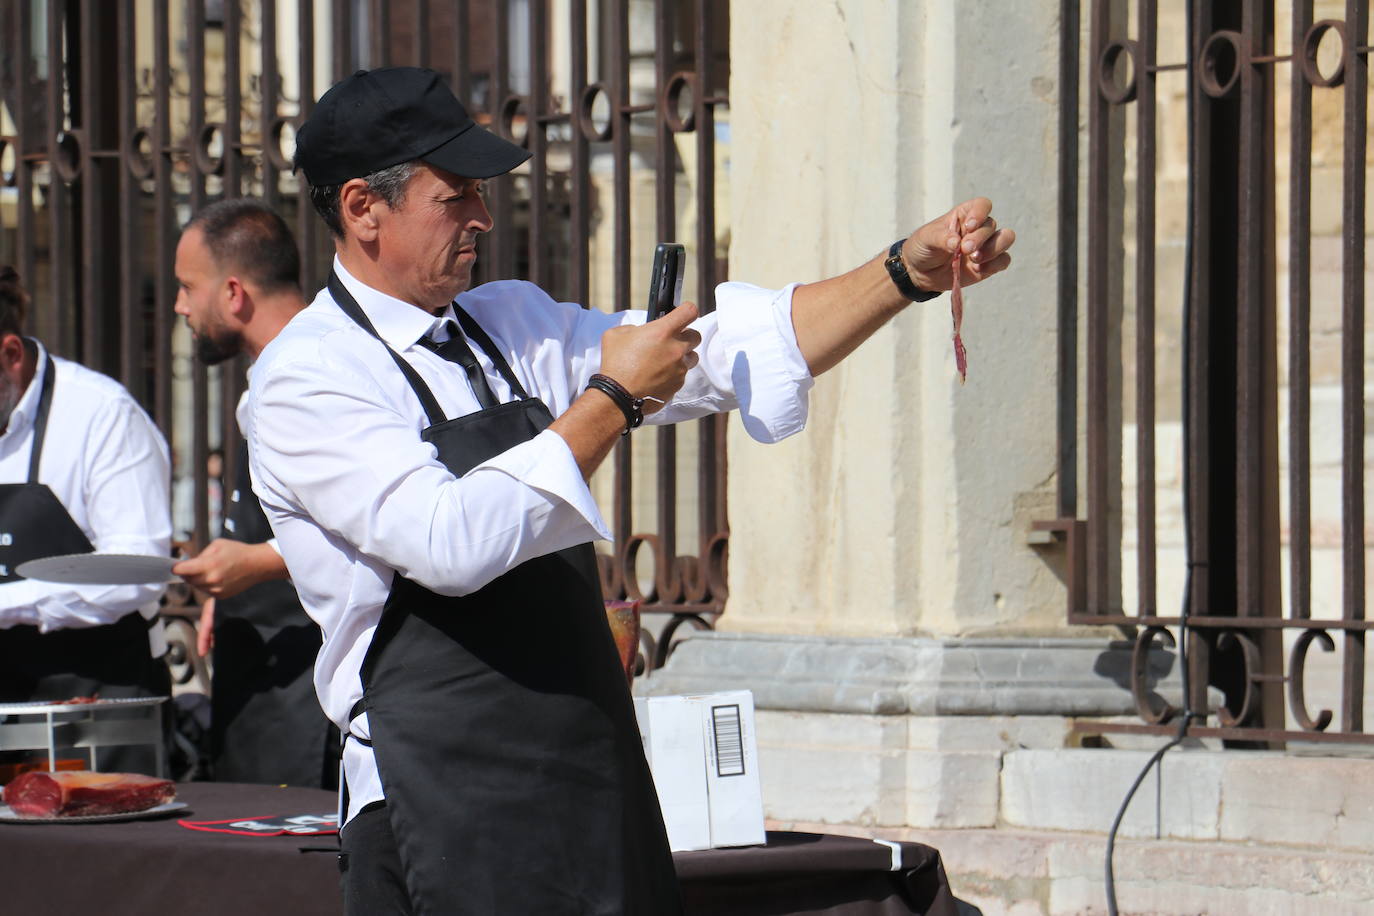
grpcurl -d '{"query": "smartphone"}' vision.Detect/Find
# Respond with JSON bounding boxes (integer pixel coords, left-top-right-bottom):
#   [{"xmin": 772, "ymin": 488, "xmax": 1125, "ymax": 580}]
[{"xmin": 647, "ymin": 242, "xmax": 685, "ymax": 319}]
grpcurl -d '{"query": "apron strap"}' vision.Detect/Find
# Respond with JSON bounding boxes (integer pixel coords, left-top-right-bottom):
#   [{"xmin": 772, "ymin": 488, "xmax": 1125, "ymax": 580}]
[
  {"xmin": 452, "ymin": 304, "xmax": 532, "ymax": 401},
  {"xmin": 326, "ymin": 272, "xmax": 449, "ymax": 427},
  {"xmin": 27, "ymin": 349, "xmax": 57, "ymax": 484}
]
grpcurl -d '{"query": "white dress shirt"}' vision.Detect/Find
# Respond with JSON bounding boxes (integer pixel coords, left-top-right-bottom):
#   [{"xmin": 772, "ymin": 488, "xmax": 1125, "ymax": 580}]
[
  {"xmin": 0, "ymin": 341, "xmax": 172, "ymax": 632},
  {"xmin": 246, "ymin": 258, "xmax": 814, "ymax": 821}
]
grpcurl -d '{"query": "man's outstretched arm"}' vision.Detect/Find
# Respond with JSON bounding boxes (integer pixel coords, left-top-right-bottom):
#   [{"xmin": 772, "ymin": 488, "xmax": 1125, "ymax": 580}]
[{"xmin": 791, "ymin": 197, "xmax": 1015, "ymax": 377}]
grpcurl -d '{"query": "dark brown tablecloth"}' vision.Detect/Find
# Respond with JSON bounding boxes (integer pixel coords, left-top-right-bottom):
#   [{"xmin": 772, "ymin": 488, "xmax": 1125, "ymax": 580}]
[{"xmin": 0, "ymin": 782, "xmax": 957, "ymax": 915}]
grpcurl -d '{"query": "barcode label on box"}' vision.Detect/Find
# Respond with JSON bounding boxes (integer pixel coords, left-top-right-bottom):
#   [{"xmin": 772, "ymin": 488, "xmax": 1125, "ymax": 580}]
[{"xmin": 711, "ymin": 704, "xmax": 745, "ymax": 777}]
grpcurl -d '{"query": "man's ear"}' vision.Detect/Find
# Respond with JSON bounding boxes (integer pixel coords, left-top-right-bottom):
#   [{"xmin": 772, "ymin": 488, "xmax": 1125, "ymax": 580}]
[
  {"xmin": 0, "ymin": 332, "xmax": 25, "ymax": 383},
  {"xmin": 224, "ymin": 276, "xmax": 249, "ymax": 319},
  {"xmin": 339, "ymin": 179, "xmax": 380, "ymax": 242}
]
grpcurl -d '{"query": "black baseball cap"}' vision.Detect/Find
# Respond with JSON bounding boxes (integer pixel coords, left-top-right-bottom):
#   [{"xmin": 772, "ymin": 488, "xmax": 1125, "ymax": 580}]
[{"xmin": 293, "ymin": 66, "xmax": 531, "ymax": 186}]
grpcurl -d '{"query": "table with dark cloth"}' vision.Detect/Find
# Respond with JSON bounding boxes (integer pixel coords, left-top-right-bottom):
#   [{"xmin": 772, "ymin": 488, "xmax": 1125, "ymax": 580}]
[{"xmin": 0, "ymin": 782, "xmax": 958, "ymax": 915}]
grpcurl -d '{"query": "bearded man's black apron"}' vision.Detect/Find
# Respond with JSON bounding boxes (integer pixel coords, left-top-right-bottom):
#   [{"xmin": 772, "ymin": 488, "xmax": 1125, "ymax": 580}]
[
  {"xmin": 209, "ymin": 439, "xmax": 339, "ymax": 788},
  {"xmin": 330, "ymin": 275, "xmax": 681, "ymax": 916},
  {"xmin": 0, "ymin": 347, "xmax": 170, "ymax": 774}
]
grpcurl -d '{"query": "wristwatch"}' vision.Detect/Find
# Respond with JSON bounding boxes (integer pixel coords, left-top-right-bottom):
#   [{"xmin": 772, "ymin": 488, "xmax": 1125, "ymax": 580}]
[{"xmin": 884, "ymin": 239, "xmax": 940, "ymax": 302}]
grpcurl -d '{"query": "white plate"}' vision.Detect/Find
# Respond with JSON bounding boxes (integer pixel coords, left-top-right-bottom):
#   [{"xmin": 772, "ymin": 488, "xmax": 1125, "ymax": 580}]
[
  {"xmin": 15, "ymin": 553, "xmax": 179, "ymax": 585},
  {"xmin": 0, "ymin": 696, "xmax": 169, "ymax": 715},
  {"xmin": 0, "ymin": 800, "xmax": 187, "ymax": 824}
]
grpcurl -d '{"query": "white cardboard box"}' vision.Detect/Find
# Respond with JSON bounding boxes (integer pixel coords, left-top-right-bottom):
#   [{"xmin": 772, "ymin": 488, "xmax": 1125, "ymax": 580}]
[{"xmin": 635, "ymin": 690, "xmax": 766, "ymax": 851}]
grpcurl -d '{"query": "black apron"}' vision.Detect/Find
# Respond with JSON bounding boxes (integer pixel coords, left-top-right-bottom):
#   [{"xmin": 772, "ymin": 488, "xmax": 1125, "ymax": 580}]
[
  {"xmin": 209, "ymin": 439, "xmax": 339, "ymax": 789},
  {"xmin": 331, "ymin": 275, "xmax": 681, "ymax": 916},
  {"xmin": 0, "ymin": 348, "xmax": 170, "ymax": 774}
]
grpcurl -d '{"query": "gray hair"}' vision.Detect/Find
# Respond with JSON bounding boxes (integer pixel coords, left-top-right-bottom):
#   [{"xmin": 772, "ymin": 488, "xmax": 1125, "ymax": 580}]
[{"xmin": 307, "ymin": 160, "xmax": 418, "ymax": 239}]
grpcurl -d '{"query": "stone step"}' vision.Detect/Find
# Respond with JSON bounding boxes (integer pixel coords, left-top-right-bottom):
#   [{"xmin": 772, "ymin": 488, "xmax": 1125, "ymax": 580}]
[{"xmin": 767, "ymin": 820, "xmax": 1374, "ymax": 916}]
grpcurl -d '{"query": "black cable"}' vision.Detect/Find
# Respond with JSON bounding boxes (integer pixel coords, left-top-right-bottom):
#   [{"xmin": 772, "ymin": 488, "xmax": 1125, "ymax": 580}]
[{"xmin": 1103, "ymin": 4, "xmax": 1200, "ymax": 913}]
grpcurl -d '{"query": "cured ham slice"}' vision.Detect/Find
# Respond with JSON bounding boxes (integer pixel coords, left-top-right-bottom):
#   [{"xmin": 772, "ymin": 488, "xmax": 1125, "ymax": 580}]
[
  {"xmin": 2, "ymin": 770, "xmax": 175, "ymax": 818},
  {"xmin": 951, "ymin": 246, "xmax": 968, "ymax": 384}
]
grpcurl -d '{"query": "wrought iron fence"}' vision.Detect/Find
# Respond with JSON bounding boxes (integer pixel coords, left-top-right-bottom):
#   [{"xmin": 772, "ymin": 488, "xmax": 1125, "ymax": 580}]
[
  {"xmin": 1043, "ymin": 0, "xmax": 1370, "ymax": 746},
  {"xmin": 0, "ymin": 0, "xmax": 731, "ymax": 689}
]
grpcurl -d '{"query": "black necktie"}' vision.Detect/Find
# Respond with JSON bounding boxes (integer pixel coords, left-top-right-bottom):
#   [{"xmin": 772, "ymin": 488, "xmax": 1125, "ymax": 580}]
[{"xmin": 420, "ymin": 320, "xmax": 499, "ymax": 409}]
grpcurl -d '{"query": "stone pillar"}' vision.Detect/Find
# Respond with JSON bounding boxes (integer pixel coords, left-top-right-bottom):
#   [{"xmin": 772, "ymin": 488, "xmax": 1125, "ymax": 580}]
[{"xmin": 723, "ymin": 0, "xmax": 1066, "ymax": 638}]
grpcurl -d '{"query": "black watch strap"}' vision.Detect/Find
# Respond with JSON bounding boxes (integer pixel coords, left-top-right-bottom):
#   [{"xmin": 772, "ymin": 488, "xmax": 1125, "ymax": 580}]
[{"xmin": 884, "ymin": 239, "xmax": 940, "ymax": 302}]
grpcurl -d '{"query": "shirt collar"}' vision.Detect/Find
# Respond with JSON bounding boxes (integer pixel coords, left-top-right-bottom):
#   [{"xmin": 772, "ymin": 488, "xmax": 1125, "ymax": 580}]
[
  {"xmin": 2, "ymin": 337, "xmax": 49, "ymax": 441},
  {"xmin": 331, "ymin": 256, "xmax": 446, "ymax": 352}
]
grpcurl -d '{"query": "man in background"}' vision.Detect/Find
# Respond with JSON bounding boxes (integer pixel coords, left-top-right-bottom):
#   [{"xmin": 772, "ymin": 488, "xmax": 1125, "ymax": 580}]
[
  {"xmin": 170, "ymin": 198, "xmax": 337, "ymax": 789},
  {"xmin": 0, "ymin": 265, "xmax": 172, "ymax": 775}
]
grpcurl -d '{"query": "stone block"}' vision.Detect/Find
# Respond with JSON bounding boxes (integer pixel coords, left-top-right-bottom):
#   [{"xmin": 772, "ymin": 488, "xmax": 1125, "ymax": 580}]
[
  {"xmin": 1001, "ymin": 749, "xmax": 1222, "ymax": 840},
  {"xmin": 905, "ymin": 715, "xmax": 1070, "ymax": 752},
  {"xmin": 1049, "ymin": 832, "xmax": 1374, "ymax": 916},
  {"xmin": 754, "ymin": 711, "xmax": 905, "ymax": 826},
  {"xmin": 1219, "ymin": 754, "xmax": 1374, "ymax": 853},
  {"xmin": 905, "ymin": 750, "xmax": 1001, "ymax": 828}
]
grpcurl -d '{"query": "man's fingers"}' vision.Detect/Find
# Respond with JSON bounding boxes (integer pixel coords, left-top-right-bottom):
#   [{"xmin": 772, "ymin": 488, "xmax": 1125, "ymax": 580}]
[
  {"xmin": 172, "ymin": 556, "xmax": 204, "ymax": 577},
  {"xmin": 961, "ymin": 217, "xmax": 998, "ymax": 255},
  {"xmin": 679, "ymin": 328, "xmax": 702, "ymax": 350},
  {"xmin": 967, "ymin": 252, "xmax": 1012, "ymax": 282},
  {"xmin": 972, "ymin": 227, "xmax": 1016, "ymax": 264},
  {"xmin": 196, "ymin": 598, "xmax": 215, "ymax": 657},
  {"xmin": 655, "ymin": 300, "xmax": 699, "ymax": 330}
]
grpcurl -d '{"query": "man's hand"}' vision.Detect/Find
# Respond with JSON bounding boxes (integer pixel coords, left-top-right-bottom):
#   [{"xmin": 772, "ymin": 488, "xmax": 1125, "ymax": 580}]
[
  {"xmin": 595, "ymin": 302, "xmax": 702, "ymax": 414},
  {"xmin": 901, "ymin": 197, "xmax": 1015, "ymax": 293},
  {"xmin": 197, "ymin": 598, "xmax": 215, "ymax": 658},
  {"xmin": 172, "ymin": 538, "xmax": 289, "ymax": 599}
]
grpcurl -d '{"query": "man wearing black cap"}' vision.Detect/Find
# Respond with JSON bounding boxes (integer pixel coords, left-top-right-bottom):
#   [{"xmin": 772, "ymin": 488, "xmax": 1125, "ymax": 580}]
[{"xmin": 251, "ymin": 66, "xmax": 1014, "ymax": 915}]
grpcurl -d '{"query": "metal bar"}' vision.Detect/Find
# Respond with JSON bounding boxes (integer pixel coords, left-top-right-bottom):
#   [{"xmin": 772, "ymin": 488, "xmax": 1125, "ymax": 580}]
[
  {"xmin": 453, "ymin": 0, "xmax": 471, "ymax": 109},
  {"xmin": 1340, "ymin": 0, "xmax": 1368, "ymax": 733},
  {"xmin": 224, "ymin": 0, "xmax": 243, "ymax": 197},
  {"xmin": 1288, "ymin": 0, "xmax": 1313, "ymax": 621},
  {"xmin": 13, "ymin": 0, "xmax": 36, "ymax": 296},
  {"xmin": 1073, "ymin": 722, "xmax": 1374, "ymax": 746},
  {"xmin": 1233, "ymin": 0, "xmax": 1285, "ymax": 738},
  {"xmin": 297, "ymin": 0, "xmax": 318, "ymax": 287},
  {"xmin": 152, "ymin": 0, "xmax": 172, "ymax": 433},
  {"xmin": 568, "ymin": 0, "xmax": 590, "ymax": 309},
  {"xmin": 118, "ymin": 0, "xmax": 140, "ymax": 399},
  {"xmin": 78, "ymin": 0, "xmax": 97, "ymax": 371},
  {"xmin": 696, "ymin": 0, "xmax": 723, "ymax": 583},
  {"xmin": 1232, "ymin": 0, "xmax": 1265, "ymax": 622},
  {"xmin": 611, "ymin": 0, "xmax": 632, "ymax": 545},
  {"xmin": 414, "ymin": 0, "xmax": 430, "ymax": 69},
  {"xmin": 187, "ymin": 0, "xmax": 210, "ymax": 549},
  {"xmin": 261, "ymin": 0, "xmax": 280, "ymax": 212},
  {"xmin": 221, "ymin": 0, "xmax": 246, "ymax": 506},
  {"xmin": 1085, "ymin": 0, "xmax": 1110, "ymax": 612},
  {"xmin": 528, "ymin": 0, "xmax": 548, "ymax": 288},
  {"xmin": 371, "ymin": 0, "xmax": 390, "ymax": 69},
  {"xmin": 1070, "ymin": 613, "xmax": 1374, "ymax": 631},
  {"xmin": 1136, "ymin": 0, "xmax": 1158, "ymax": 616},
  {"xmin": 1056, "ymin": 0, "xmax": 1080, "ymax": 523},
  {"xmin": 333, "ymin": 0, "xmax": 351, "ymax": 83},
  {"xmin": 46, "ymin": 0, "xmax": 71, "ymax": 356},
  {"xmin": 490, "ymin": 0, "xmax": 513, "ymax": 280},
  {"xmin": 654, "ymin": 0, "xmax": 678, "ymax": 595}
]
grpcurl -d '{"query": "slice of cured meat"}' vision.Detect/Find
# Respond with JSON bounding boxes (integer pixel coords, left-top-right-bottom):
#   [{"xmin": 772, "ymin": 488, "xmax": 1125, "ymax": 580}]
[
  {"xmin": 950, "ymin": 248, "xmax": 968, "ymax": 384},
  {"xmin": 2, "ymin": 770, "xmax": 175, "ymax": 818}
]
